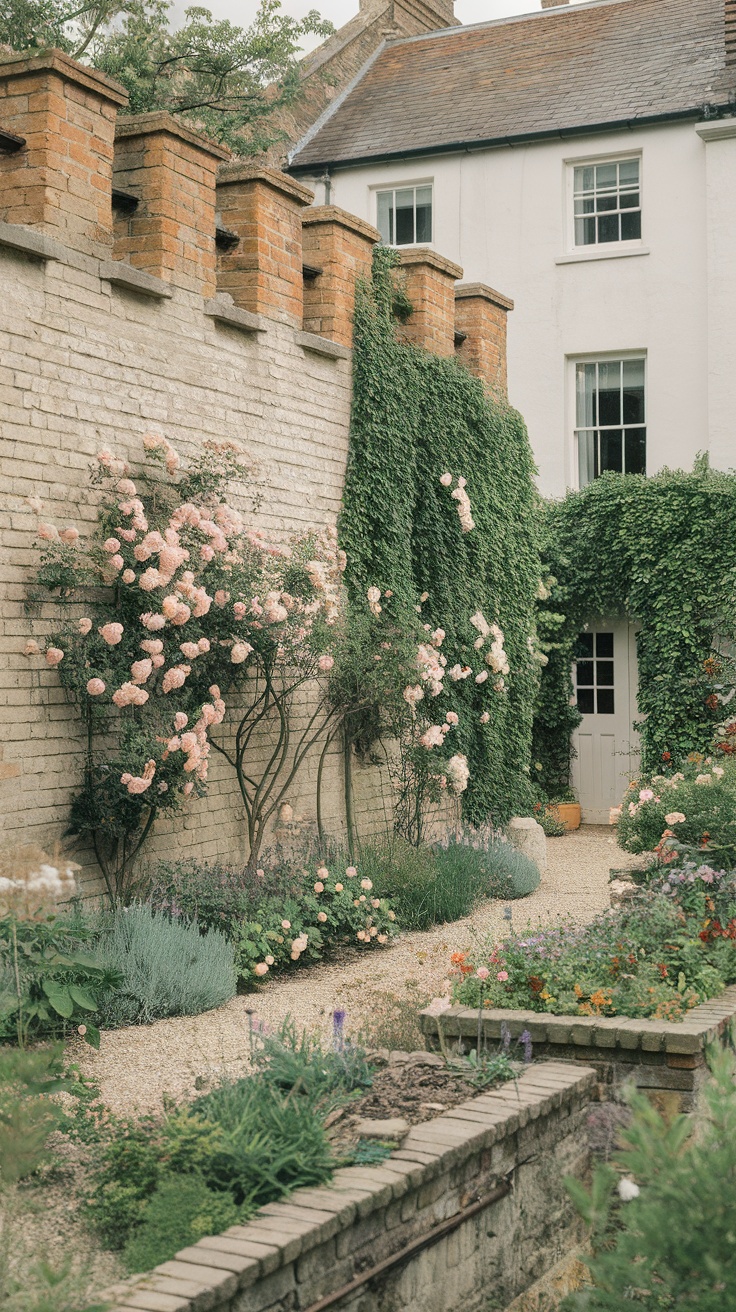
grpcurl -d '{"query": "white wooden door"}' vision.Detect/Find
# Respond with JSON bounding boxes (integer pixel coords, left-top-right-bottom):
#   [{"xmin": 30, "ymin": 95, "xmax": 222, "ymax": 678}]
[{"xmin": 571, "ymin": 620, "xmax": 640, "ymax": 823}]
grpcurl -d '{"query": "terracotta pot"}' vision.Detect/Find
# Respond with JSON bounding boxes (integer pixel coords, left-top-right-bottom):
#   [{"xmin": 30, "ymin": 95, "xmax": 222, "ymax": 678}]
[{"xmin": 550, "ymin": 802, "xmax": 581, "ymax": 832}]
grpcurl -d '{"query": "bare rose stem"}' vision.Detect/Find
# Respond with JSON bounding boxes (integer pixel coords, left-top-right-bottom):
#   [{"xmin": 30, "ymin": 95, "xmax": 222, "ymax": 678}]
[{"xmin": 477, "ymin": 984, "xmax": 484, "ymax": 1062}]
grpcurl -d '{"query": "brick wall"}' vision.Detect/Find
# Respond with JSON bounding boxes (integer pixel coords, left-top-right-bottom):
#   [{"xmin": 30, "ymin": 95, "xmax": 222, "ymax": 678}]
[
  {"xmin": 101, "ymin": 1063, "xmax": 595, "ymax": 1312},
  {"xmin": 0, "ymin": 49, "xmax": 511, "ymax": 897}
]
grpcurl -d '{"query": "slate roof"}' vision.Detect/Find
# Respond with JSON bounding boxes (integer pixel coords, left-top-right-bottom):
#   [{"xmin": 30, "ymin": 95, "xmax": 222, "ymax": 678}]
[{"xmin": 290, "ymin": 0, "xmax": 734, "ymax": 171}]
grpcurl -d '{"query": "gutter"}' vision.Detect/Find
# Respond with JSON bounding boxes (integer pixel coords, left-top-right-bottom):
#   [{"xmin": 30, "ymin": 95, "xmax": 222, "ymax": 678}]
[{"xmin": 289, "ymin": 103, "xmax": 735, "ymax": 176}]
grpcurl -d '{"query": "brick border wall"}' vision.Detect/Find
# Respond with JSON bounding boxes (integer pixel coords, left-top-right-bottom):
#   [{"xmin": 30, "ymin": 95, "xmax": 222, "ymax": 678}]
[
  {"xmin": 102, "ymin": 1064, "xmax": 595, "ymax": 1312},
  {"xmin": 420, "ymin": 986, "xmax": 736, "ymax": 1116}
]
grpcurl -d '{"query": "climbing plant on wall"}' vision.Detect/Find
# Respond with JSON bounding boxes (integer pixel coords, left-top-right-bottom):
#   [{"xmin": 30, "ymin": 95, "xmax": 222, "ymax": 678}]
[
  {"xmin": 533, "ymin": 460, "xmax": 736, "ymax": 795},
  {"xmin": 338, "ymin": 248, "xmax": 542, "ymax": 828}
]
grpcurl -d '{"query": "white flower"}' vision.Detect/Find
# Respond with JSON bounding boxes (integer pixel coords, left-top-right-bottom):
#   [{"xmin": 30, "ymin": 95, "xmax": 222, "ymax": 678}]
[
  {"xmin": 695, "ymin": 773, "xmax": 713, "ymax": 785},
  {"xmin": 664, "ymin": 811, "xmax": 686, "ymax": 825},
  {"xmin": 617, "ymin": 1178, "xmax": 640, "ymax": 1202}
]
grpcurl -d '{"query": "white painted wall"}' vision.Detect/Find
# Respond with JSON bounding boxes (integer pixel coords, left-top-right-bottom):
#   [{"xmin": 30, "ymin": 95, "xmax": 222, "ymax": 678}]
[{"xmin": 300, "ymin": 119, "xmax": 728, "ymax": 496}]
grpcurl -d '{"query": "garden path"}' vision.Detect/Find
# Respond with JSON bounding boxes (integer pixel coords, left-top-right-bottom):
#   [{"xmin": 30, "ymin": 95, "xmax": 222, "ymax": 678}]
[{"xmin": 75, "ymin": 827, "xmax": 640, "ymax": 1113}]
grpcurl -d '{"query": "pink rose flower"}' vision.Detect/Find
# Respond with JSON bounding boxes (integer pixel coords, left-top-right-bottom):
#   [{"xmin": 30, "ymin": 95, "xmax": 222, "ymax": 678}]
[
  {"xmin": 200, "ymin": 544, "xmax": 215, "ymax": 563},
  {"xmin": 317, "ymin": 911, "xmax": 328, "ymax": 923},
  {"xmin": 231, "ymin": 641, "xmax": 253, "ymax": 664},
  {"xmin": 99, "ymin": 622, "xmax": 124, "ymax": 645},
  {"xmin": 140, "ymin": 612, "xmax": 166, "ymax": 631},
  {"xmin": 130, "ymin": 658, "xmax": 153, "ymax": 685},
  {"xmin": 214, "ymin": 590, "xmax": 230, "ymax": 608},
  {"xmin": 103, "ymin": 538, "xmax": 121, "ymax": 553},
  {"xmin": 497, "ymin": 970, "xmax": 509, "ymax": 982},
  {"xmin": 318, "ymin": 655, "xmax": 334, "ymax": 672},
  {"xmin": 46, "ymin": 647, "xmax": 64, "ymax": 667},
  {"xmin": 122, "ymin": 570, "xmax": 136, "ymax": 584},
  {"xmin": 345, "ymin": 867, "xmax": 357, "ymax": 878},
  {"xmin": 174, "ymin": 712, "xmax": 188, "ymax": 730},
  {"xmin": 233, "ymin": 602, "xmax": 247, "ymax": 620},
  {"xmin": 638, "ymin": 788, "xmax": 655, "ymax": 802},
  {"xmin": 110, "ymin": 554, "xmax": 124, "ymax": 572},
  {"xmin": 77, "ymin": 618, "xmax": 93, "ymax": 635},
  {"xmin": 476, "ymin": 966, "xmax": 490, "ymax": 981},
  {"xmin": 117, "ymin": 478, "xmax": 136, "ymax": 496},
  {"xmin": 162, "ymin": 665, "xmax": 190, "ymax": 693},
  {"xmin": 86, "ymin": 678, "xmax": 105, "ymax": 695},
  {"xmin": 314, "ymin": 881, "xmax": 324, "ymax": 893},
  {"xmin": 59, "ymin": 527, "xmax": 80, "ymax": 545},
  {"xmin": 254, "ymin": 962, "xmax": 269, "ymax": 976},
  {"xmin": 38, "ymin": 524, "xmax": 58, "ymax": 542},
  {"xmin": 439, "ymin": 472, "xmax": 453, "ymax": 486},
  {"xmin": 182, "ymin": 781, "xmax": 194, "ymax": 796}
]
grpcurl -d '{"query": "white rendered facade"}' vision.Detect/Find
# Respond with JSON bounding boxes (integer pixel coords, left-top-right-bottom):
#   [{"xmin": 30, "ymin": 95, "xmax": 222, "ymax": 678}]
[{"xmin": 297, "ymin": 118, "xmax": 736, "ymax": 498}]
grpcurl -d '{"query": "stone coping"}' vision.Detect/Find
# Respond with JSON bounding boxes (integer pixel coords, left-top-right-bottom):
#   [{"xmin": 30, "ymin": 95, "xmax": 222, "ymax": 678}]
[
  {"xmin": 301, "ymin": 205, "xmax": 381, "ymax": 244},
  {"xmin": 204, "ymin": 296, "xmax": 266, "ymax": 334},
  {"xmin": 420, "ymin": 985, "xmax": 736, "ymax": 1057},
  {"xmin": 454, "ymin": 281, "xmax": 515, "ymax": 312},
  {"xmin": 295, "ymin": 329, "xmax": 351, "ymax": 360},
  {"xmin": 115, "ymin": 112, "xmax": 231, "ymax": 161},
  {"xmin": 101, "ymin": 1062, "xmax": 595, "ymax": 1312},
  {"xmin": 101, "ymin": 261, "xmax": 174, "ymax": 300},
  {"xmin": 0, "ymin": 45, "xmax": 128, "ymax": 105}
]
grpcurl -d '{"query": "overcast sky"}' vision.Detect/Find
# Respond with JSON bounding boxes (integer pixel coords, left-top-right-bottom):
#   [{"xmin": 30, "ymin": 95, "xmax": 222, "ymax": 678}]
[{"xmin": 170, "ymin": 1, "xmax": 586, "ymax": 44}]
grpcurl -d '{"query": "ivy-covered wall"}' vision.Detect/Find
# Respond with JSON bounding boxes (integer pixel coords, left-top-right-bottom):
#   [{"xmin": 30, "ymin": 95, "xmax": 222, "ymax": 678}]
[
  {"xmin": 339, "ymin": 250, "xmax": 541, "ymax": 825},
  {"xmin": 534, "ymin": 461, "xmax": 736, "ymax": 794}
]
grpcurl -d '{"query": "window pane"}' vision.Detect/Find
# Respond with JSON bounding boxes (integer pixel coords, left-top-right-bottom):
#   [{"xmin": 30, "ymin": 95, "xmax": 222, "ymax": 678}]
[
  {"xmin": 577, "ymin": 660, "xmax": 594, "ymax": 686},
  {"xmin": 577, "ymin": 688, "xmax": 595, "ymax": 714},
  {"xmin": 578, "ymin": 429, "xmax": 596, "ymax": 487},
  {"xmin": 597, "ymin": 212, "xmax": 620, "ymax": 243},
  {"xmin": 621, "ymin": 210, "xmax": 642, "ymax": 241},
  {"xmin": 600, "ymin": 429, "xmax": 623, "ymax": 472},
  {"xmin": 597, "ymin": 688, "xmax": 615, "ymax": 714},
  {"xmin": 596, "ymin": 194, "xmax": 617, "ymax": 212},
  {"xmin": 596, "ymin": 163, "xmax": 617, "ymax": 189},
  {"xmin": 619, "ymin": 159, "xmax": 639, "ymax": 184},
  {"xmin": 598, "ymin": 361, "xmax": 621, "ymax": 424},
  {"xmin": 395, "ymin": 189, "xmax": 415, "ymax": 244},
  {"xmin": 596, "ymin": 632, "xmax": 613, "ymax": 657},
  {"xmin": 576, "ymin": 364, "xmax": 596, "ymax": 426},
  {"xmin": 619, "ymin": 190, "xmax": 640, "ymax": 208},
  {"xmin": 597, "ymin": 660, "xmax": 614, "ymax": 686},
  {"xmin": 376, "ymin": 191, "xmax": 393, "ymax": 245},
  {"xmin": 625, "ymin": 428, "xmax": 647, "ymax": 475},
  {"xmin": 415, "ymin": 186, "xmax": 432, "ymax": 242},
  {"xmin": 623, "ymin": 361, "xmax": 645, "ymax": 423},
  {"xmin": 575, "ymin": 633, "xmax": 594, "ymax": 658}
]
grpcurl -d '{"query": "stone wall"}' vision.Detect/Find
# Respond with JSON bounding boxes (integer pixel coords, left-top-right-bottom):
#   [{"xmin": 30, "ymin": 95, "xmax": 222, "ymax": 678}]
[
  {"xmin": 102, "ymin": 1063, "xmax": 595, "ymax": 1312},
  {"xmin": 420, "ymin": 985, "xmax": 736, "ymax": 1118},
  {"xmin": 0, "ymin": 49, "xmax": 511, "ymax": 897}
]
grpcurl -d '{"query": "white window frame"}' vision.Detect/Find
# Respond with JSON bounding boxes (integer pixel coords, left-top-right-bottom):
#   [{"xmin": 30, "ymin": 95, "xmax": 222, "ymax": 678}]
[
  {"xmin": 567, "ymin": 351, "xmax": 647, "ymax": 489},
  {"xmin": 372, "ymin": 179, "xmax": 434, "ymax": 249},
  {"xmin": 559, "ymin": 149, "xmax": 646, "ymax": 262}
]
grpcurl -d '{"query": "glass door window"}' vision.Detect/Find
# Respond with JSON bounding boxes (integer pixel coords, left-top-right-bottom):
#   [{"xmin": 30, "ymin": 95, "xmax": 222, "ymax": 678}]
[{"xmin": 574, "ymin": 631, "xmax": 614, "ymax": 714}]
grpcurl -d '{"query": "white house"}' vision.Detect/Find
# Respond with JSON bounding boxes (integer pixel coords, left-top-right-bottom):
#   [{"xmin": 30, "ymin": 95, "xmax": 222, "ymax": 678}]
[{"xmin": 289, "ymin": 0, "xmax": 736, "ymax": 818}]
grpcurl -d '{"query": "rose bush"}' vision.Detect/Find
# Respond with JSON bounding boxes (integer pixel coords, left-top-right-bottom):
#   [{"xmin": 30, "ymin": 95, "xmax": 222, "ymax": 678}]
[{"xmin": 614, "ymin": 758, "xmax": 736, "ymax": 862}]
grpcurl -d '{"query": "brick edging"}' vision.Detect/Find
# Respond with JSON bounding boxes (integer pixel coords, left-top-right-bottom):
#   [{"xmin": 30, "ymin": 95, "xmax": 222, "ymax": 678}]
[
  {"xmin": 419, "ymin": 985, "xmax": 736, "ymax": 1057},
  {"xmin": 101, "ymin": 1062, "xmax": 595, "ymax": 1312}
]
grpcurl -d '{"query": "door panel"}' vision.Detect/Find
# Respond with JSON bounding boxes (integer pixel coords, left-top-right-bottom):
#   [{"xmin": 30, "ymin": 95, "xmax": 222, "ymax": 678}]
[{"xmin": 571, "ymin": 620, "xmax": 640, "ymax": 822}]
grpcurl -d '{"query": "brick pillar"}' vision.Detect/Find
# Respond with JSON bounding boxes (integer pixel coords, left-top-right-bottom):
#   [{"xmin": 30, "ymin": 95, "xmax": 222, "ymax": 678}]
[
  {"xmin": 113, "ymin": 112, "xmax": 229, "ymax": 297},
  {"xmin": 215, "ymin": 165, "xmax": 314, "ymax": 326},
  {"xmin": 301, "ymin": 206, "xmax": 380, "ymax": 347},
  {"xmin": 454, "ymin": 282, "xmax": 514, "ymax": 395},
  {"xmin": 0, "ymin": 48, "xmax": 127, "ymax": 256},
  {"xmin": 396, "ymin": 248, "xmax": 463, "ymax": 356}
]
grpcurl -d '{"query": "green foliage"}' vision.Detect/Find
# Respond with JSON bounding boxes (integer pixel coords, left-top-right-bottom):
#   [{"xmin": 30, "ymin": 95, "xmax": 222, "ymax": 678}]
[
  {"xmin": 534, "ymin": 461, "xmax": 736, "ymax": 792},
  {"xmin": 340, "ymin": 247, "xmax": 541, "ymax": 828},
  {"xmin": 253, "ymin": 1017, "xmax": 373, "ymax": 1108},
  {"xmin": 0, "ymin": 1045, "xmax": 70, "ymax": 1183},
  {"xmin": 616, "ymin": 759, "xmax": 736, "ymax": 861},
  {"xmin": 451, "ymin": 867, "xmax": 736, "ymax": 1019},
  {"xmin": 562, "ymin": 1048, "xmax": 736, "ymax": 1310},
  {"xmin": 121, "ymin": 1172, "xmax": 240, "ymax": 1273},
  {"xmin": 1, "ymin": 0, "xmax": 333, "ymax": 155},
  {"xmin": 95, "ymin": 903, "xmax": 236, "ymax": 1027},
  {"xmin": 0, "ymin": 915, "xmax": 116, "ymax": 1048},
  {"xmin": 147, "ymin": 854, "xmax": 398, "ymax": 985},
  {"xmin": 361, "ymin": 832, "xmax": 539, "ymax": 931}
]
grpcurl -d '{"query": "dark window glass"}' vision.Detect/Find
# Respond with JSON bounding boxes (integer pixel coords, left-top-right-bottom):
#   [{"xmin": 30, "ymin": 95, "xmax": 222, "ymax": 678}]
[
  {"xmin": 577, "ymin": 661, "xmax": 594, "ymax": 686},
  {"xmin": 596, "ymin": 632, "xmax": 613, "ymax": 657},
  {"xmin": 574, "ymin": 633, "xmax": 594, "ymax": 658},
  {"xmin": 600, "ymin": 430, "xmax": 623, "ymax": 472},
  {"xmin": 597, "ymin": 213, "xmax": 619, "ymax": 243},
  {"xmin": 597, "ymin": 688, "xmax": 615, "ymax": 714},
  {"xmin": 415, "ymin": 186, "xmax": 432, "ymax": 242},
  {"xmin": 597, "ymin": 660, "xmax": 614, "ymax": 686},
  {"xmin": 621, "ymin": 210, "xmax": 642, "ymax": 241},
  {"xmin": 625, "ymin": 429, "xmax": 647, "ymax": 474},
  {"xmin": 395, "ymin": 204, "xmax": 414, "ymax": 245},
  {"xmin": 577, "ymin": 688, "xmax": 595, "ymax": 714}
]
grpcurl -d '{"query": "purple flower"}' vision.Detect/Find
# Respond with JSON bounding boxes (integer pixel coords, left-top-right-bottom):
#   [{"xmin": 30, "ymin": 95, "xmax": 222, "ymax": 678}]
[{"xmin": 332, "ymin": 1009, "xmax": 346, "ymax": 1050}]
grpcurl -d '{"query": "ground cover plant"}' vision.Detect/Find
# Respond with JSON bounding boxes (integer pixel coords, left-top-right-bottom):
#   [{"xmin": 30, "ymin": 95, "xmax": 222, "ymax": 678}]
[
  {"xmin": 562, "ymin": 1048, "xmax": 736, "ymax": 1309},
  {"xmin": 148, "ymin": 854, "xmax": 398, "ymax": 984},
  {"xmin": 449, "ymin": 866, "xmax": 736, "ymax": 1019}
]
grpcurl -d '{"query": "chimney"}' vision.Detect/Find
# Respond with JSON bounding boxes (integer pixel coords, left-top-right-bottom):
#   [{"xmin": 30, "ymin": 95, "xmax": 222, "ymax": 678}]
[
  {"xmin": 454, "ymin": 283, "xmax": 514, "ymax": 396},
  {"xmin": 0, "ymin": 49, "xmax": 127, "ymax": 256},
  {"xmin": 113, "ymin": 112, "xmax": 229, "ymax": 298},
  {"xmin": 301, "ymin": 206, "xmax": 380, "ymax": 347},
  {"xmin": 396, "ymin": 248, "xmax": 463, "ymax": 356},
  {"xmin": 216, "ymin": 165, "xmax": 314, "ymax": 326}
]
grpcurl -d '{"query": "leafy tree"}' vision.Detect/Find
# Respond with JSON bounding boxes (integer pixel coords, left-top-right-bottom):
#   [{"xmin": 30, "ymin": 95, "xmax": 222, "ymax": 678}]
[{"xmin": 0, "ymin": 0, "xmax": 333, "ymax": 154}]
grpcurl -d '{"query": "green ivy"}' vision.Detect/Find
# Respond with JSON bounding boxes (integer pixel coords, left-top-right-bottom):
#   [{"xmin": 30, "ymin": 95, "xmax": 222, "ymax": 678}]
[
  {"xmin": 534, "ymin": 460, "xmax": 736, "ymax": 793},
  {"xmin": 339, "ymin": 249, "xmax": 541, "ymax": 825}
]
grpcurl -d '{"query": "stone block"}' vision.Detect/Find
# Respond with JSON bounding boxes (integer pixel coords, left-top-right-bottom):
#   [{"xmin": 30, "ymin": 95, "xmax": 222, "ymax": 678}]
[{"xmin": 506, "ymin": 816, "xmax": 547, "ymax": 870}]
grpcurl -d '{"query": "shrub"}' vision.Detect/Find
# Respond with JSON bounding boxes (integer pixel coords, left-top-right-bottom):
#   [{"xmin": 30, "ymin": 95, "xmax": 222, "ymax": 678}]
[
  {"xmin": 450, "ymin": 866, "xmax": 736, "ymax": 1019},
  {"xmin": 615, "ymin": 759, "xmax": 736, "ymax": 860},
  {"xmin": 122, "ymin": 1174, "xmax": 240, "ymax": 1274},
  {"xmin": 254, "ymin": 1017, "xmax": 373, "ymax": 1108},
  {"xmin": 563, "ymin": 1048, "xmax": 736, "ymax": 1309},
  {"xmin": 96, "ymin": 904, "xmax": 236, "ymax": 1027},
  {"xmin": 363, "ymin": 833, "xmax": 540, "ymax": 931},
  {"xmin": 0, "ymin": 1047, "xmax": 70, "ymax": 1184}
]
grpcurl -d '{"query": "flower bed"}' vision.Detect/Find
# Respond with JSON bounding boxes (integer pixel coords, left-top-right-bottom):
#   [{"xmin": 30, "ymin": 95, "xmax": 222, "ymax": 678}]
[
  {"xmin": 447, "ymin": 866, "xmax": 736, "ymax": 1021},
  {"xmin": 613, "ymin": 757, "xmax": 736, "ymax": 862}
]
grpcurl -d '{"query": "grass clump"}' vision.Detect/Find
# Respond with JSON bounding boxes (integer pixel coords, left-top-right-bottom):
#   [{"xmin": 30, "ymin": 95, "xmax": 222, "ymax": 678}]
[
  {"xmin": 96, "ymin": 904, "xmax": 236, "ymax": 1027},
  {"xmin": 362, "ymin": 833, "xmax": 539, "ymax": 931}
]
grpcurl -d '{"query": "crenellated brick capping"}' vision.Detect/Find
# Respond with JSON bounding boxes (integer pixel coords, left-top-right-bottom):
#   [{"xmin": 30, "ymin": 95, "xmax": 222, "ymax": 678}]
[
  {"xmin": 420, "ymin": 986, "xmax": 736, "ymax": 1116},
  {"xmin": 101, "ymin": 1063, "xmax": 596, "ymax": 1312}
]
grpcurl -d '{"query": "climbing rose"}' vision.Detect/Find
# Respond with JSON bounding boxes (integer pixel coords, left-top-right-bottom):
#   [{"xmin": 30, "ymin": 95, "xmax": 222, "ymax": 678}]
[
  {"xmin": 254, "ymin": 962, "xmax": 269, "ymax": 976},
  {"xmin": 86, "ymin": 678, "xmax": 106, "ymax": 695},
  {"xmin": 231, "ymin": 641, "xmax": 253, "ymax": 664},
  {"xmin": 45, "ymin": 647, "xmax": 64, "ymax": 667},
  {"xmin": 318, "ymin": 655, "xmax": 334, "ymax": 672},
  {"xmin": 439, "ymin": 472, "xmax": 453, "ymax": 486},
  {"xmin": 99, "ymin": 622, "xmax": 123, "ymax": 646}
]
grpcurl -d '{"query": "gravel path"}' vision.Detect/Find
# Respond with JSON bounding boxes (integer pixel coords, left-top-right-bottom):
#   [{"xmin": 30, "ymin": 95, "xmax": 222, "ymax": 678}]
[{"xmin": 74, "ymin": 827, "xmax": 639, "ymax": 1114}]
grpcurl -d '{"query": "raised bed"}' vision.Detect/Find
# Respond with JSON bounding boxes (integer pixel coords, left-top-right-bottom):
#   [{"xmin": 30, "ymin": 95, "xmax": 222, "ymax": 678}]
[
  {"xmin": 420, "ymin": 985, "xmax": 736, "ymax": 1117},
  {"xmin": 102, "ymin": 1063, "xmax": 595, "ymax": 1312}
]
